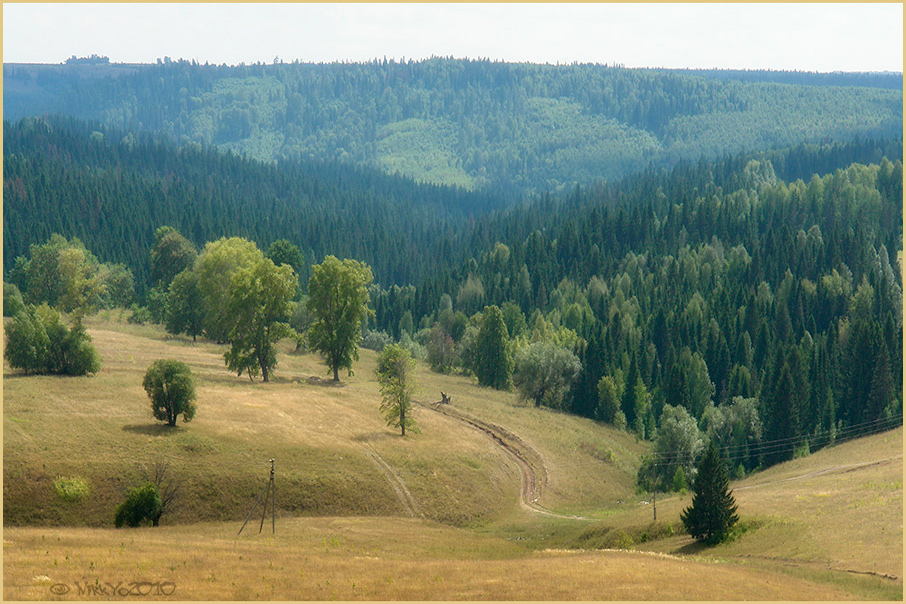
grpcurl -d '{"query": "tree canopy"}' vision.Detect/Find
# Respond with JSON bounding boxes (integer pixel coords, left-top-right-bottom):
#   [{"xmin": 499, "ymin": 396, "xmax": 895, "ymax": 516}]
[
  {"xmin": 223, "ymin": 256, "xmax": 297, "ymax": 382},
  {"xmin": 142, "ymin": 359, "xmax": 197, "ymax": 426},
  {"xmin": 473, "ymin": 305, "xmax": 513, "ymax": 390},
  {"xmin": 680, "ymin": 440, "xmax": 739, "ymax": 545},
  {"xmin": 376, "ymin": 343, "xmax": 419, "ymax": 436},
  {"xmin": 307, "ymin": 256, "xmax": 374, "ymax": 381}
]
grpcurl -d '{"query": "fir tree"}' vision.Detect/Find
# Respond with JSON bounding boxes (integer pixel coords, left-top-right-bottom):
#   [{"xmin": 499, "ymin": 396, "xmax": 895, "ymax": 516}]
[{"xmin": 681, "ymin": 440, "xmax": 739, "ymax": 545}]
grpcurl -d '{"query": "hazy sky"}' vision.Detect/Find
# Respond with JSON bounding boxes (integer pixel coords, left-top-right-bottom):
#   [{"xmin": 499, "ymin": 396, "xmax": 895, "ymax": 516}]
[{"xmin": 3, "ymin": 3, "xmax": 903, "ymax": 72}]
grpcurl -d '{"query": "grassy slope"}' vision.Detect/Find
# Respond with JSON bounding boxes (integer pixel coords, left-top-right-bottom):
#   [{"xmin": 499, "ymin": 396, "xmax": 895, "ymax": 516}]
[
  {"xmin": 3, "ymin": 313, "xmax": 643, "ymax": 528},
  {"xmin": 4, "ymin": 314, "xmax": 902, "ymax": 599},
  {"xmin": 3, "ymin": 518, "xmax": 857, "ymax": 601}
]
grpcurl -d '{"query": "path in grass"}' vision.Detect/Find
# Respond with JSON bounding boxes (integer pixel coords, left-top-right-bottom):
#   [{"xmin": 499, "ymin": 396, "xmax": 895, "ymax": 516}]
[
  {"xmin": 734, "ymin": 454, "xmax": 904, "ymax": 492},
  {"xmin": 361, "ymin": 444, "xmax": 425, "ymax": 519},
  {"xmin": 420, "ymin": 400, "xmax": 589, "ymax": 521}
]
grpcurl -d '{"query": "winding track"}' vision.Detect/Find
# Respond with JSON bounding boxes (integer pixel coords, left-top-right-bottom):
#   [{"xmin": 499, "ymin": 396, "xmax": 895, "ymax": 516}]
[
  {"xmin": 362, "ymin": 445, "xmax": 425, "ymax": 519},
  {"xmin": 419, "ymin": 400, "xmax": 589, "ymax": 521}
]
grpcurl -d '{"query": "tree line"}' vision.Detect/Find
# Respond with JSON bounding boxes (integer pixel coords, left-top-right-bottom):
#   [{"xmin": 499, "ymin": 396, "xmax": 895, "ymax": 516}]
[
  {"xmin": 4, "ymin": 115, "xmax": 902, "ymax": 483},
  {"xmin": 3, "ymin": 115, "xmax": 508, "ymax": 292},
  {"xmin": 366, "ymin": 155, "xmax": 903, "ymax": 481},
  {"xmin": 4, "ymin": 57, "xmax": 901, "ymax": 194}
]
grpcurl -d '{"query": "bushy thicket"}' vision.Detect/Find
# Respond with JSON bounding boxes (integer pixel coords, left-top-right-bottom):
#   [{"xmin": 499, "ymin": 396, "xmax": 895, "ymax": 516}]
[
  {"xmin": 114, "ymin": 483, "xmax": 162, "ymax": 528},
  {"xmin": 4, "ymin": 304, "xmax": 100, "ymax": 376}
]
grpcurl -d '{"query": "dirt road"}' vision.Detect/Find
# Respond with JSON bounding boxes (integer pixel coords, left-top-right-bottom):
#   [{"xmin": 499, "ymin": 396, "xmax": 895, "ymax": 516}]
[{"xmin": 420, "ymin": 400, "xmax": 588, "ymax": 520}]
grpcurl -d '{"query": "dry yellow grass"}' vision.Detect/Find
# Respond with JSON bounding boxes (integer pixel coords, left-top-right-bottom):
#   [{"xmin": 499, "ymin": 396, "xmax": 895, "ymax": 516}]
[
  {"xmin": 3, "ymin": 518, "xmax": 857, "ymax": 600},
  {"xmin": 4, "ymin": 314, "xmax": 902, "ymax": 599},
  {"xmin": 3, "ymin": 314, "xmax": 637, "ymax": 529}
]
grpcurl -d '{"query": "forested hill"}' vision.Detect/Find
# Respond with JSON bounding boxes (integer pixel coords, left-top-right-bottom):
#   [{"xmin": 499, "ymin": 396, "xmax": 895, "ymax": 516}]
[
  {"xmin": 4, "ymin": 58, "xmax": 902, "ymax": 196},
  {"xmin": 2, "ymin": 116, "xmax": 508, "ymax": 290},
  {"xmin": 4, "ymin": 115, "xmax": 900, "ymax": 298},
  {"xmin": 664, "ymin": 68, "xmax": 903, "ymax": 90}
]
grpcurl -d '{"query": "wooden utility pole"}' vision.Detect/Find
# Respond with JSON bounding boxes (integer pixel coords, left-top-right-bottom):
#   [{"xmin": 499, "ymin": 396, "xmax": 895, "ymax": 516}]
[
  {"xmin": 653, "ymin": 487, "xmax": 657, "ymax": 522},
  {"xmin": 239, "ymin": 459, "xmax": 276, "ymax": 535}
]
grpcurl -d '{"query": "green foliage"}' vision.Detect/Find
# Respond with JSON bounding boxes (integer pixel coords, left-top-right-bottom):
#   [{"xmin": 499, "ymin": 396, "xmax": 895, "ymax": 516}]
[
  {"xmin": 150, "ymin": 227, "xmax": 198, "ymax": 288},
  {"xmin": 361, "ymin": 330, "xmax": 393, "ymax": 352},
  {"xmin": 456, "ymin": 274, "xmax": 486, "ymax": 315},
  {"xmin": 307, "ymin": 256, "xmax": 374, "ymax": 381},
  {"xmin": 9, "ymin": 234, "xmax": 105, "ymax": 317},
  {"xmin": 288, "ymin": 297, "xmax": 315, "ymax": 351},
  {"xmin": 6, "ymin": 60, "xmax": 900, "ymax": 195},
  {"xmin": 4, "ymin": 304, "xmax": 100, "ymax": 376},
  {"xmin": 4, "ymin": 282, "xmax": 26, "ymax": 316},
  {"xmin": 681, "ymin": 441, "xmax": 739, "ymax": 545},
  {"xmin": 376, "ymin": 343, "xmax": 419, "ymax": 436},
  {"xmin": 195, "ymin": 237, "xmax": 263, "ymax": 342},
  {"xmin": 145, "ymin": 285, "xmax": 169, "ymax": 324},
  {"xmin": 671, "ymin": 467, "xmax": 688, "ymax": 493},
  {"xmin": 266, "ymin": 239, "xmax": 304, "ymax": 276},
  {"xmin": 97, "ymin": 262, "xmax": 135, "ymax": 308},
  {"xmin": 223, "ymin": 255, "xmax": 297, "ymax": 381},
  {"xmin": 651, "ymin": 405, "xmax": 704, "ymax": 490},
  {"xmin": 114, "ymin": 483, "xmax": 162, "ymax": 528},
  {"xmin": 703, "ymin": 397, "xmax": 763, "ymax": 473},
  {"xmin": 127, "ymin": 304, "xmax": 152, "ymax": 325},
  {"xmin": 426, "ymin": 324, "xmax": 456, "ymax": 373},
  {"xmin": 142, "ymin": 359, "xmax": 197, "ymax": 426},
  {"xmin": 3, "ymin": 115, "xmax": 504, "ymax": 293},
  {"xmin": 165, "ymin": 269, "xmax": 205, "ymax": 341},
  {"xmin": 473, "ymin": 305, "xmax": 512, "ymax": 390},
  {"xmin": 512, "ymin": 341, "xmax": 581, "ymax": 409},
  {"xmin": 4, "ymin": 308, "xmax": 49, "ymax": 374},
  {"xmin": 53, "ymin": 476, "xmax": 91, "ymax": 503}
]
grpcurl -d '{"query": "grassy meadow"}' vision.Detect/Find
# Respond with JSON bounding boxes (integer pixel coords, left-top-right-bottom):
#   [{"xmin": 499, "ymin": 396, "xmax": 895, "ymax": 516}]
[{"xmin": 3, "ymin": 313, "xmax": 903, "ymax": 599}]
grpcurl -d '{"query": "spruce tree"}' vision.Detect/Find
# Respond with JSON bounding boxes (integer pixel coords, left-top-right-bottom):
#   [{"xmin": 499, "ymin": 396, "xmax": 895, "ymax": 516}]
[
  {"xmin": 473, "ymin": 305, "xmax": 512, "ymax": 390},
  {"xmin": 681, "ymin": 440, "xmax": 739, "ymax": 545}
]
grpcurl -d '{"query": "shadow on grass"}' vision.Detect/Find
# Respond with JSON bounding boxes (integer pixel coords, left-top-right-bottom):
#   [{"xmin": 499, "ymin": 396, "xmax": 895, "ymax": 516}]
[
  {"xmin": 305, "ymin": 375, "xmax": 346, "ymax": 387},
  {"xmin": 351, "ymin": 432, "xmax": 397, "ymax": 443},
  {"xmin": 675, "ymin": 540, "xmax": 709, "ymax": 555},
  {"xmin": 122, "ymin": 423, "xmax": 181, "ymax": 436}
]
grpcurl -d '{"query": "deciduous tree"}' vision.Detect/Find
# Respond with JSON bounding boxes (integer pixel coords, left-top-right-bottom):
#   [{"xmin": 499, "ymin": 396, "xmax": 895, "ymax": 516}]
[
  {"xmin": 224, "ymin": 257, "xmax": 297, "ymax": 382},
  {"xmin": 307, "ymin": 256, "xmax": 374, "ymax": 381},
  {"xmin": 512, "ymin": 341, "xmax": 581, "ymax": 408},
  {"xmin": 195, "ymin": 237, "xmax": 262, "ymax": 342},
  {"xmin": 142, "ymin": 359, "xmax": 197, "ymax": 426},
  {"xmin": 376, "ymin": 343, "xmax": 419, "ymax": 436}
]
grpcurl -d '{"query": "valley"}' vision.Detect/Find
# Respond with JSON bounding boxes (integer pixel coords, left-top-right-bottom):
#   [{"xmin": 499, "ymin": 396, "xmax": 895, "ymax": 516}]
[{"xmin": 3, "ymin": 315, "xmax": 901, "ymax": 599}]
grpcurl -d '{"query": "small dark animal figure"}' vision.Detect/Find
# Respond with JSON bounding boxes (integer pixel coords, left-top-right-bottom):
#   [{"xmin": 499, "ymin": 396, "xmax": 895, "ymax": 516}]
[{"xmin": 437, "ymin": 392, "xmax": 451, "ymax": 405}]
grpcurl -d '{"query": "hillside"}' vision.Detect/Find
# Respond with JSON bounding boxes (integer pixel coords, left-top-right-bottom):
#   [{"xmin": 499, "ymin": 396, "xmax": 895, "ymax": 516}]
[
  {"xmin": 3, "ymin": 314, "xmax": 901, "ymax": 599},
  {"xmin": 3, "ymin": 312, "xmax": 646, "ymax": 529},
  {"xmin": 3, "ymin": 115, "xmax": 509, "ymax": 288},
  {"xmin": 4, "ymin": 58, "xmax": 902, "ymax": 194}
]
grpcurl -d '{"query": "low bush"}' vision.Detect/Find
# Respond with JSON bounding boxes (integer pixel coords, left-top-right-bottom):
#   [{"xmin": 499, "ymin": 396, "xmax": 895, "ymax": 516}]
[
  {"xmin": 114, "ymin": 483, "xmax": 162, "ymax": 528},
  {"xmin": 52, "ymin": 476, "xmax": 91, "ymax": 503}
]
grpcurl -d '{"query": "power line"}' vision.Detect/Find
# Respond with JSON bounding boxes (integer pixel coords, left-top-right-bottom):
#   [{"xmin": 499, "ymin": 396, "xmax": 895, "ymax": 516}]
[{"xmin": 649, "ymin": 413, "xmax": 902, "ymax": 470}]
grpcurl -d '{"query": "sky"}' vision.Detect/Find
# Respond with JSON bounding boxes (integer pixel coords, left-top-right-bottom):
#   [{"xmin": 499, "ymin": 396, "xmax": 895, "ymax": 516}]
[{"xmin": 3, "ymin": 3, "xmax": 903, "ymax": 73}]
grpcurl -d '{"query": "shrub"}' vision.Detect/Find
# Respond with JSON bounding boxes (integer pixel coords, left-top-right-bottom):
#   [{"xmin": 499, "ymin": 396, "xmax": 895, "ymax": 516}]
[
  {"xmin": 114, "ymin": 483, "xmax": 162, "ymax": 528},
  {"xmin": 4, "ymin": 304, "xmax": 100, "ymax": 376},
  {"xmin": 361, "ymin": 330, "xmax": 393, "ymax": 352},
  {"xmin": 127, "ymin": 304, "xmax": 152, "ymax": 325},
  {"xmin": 3, "ymin": 282, "xmax": 26, "ymax": 317},
  {"xmin": 53, "ymin": 476, "xmax": 91, "ymax": 502}
]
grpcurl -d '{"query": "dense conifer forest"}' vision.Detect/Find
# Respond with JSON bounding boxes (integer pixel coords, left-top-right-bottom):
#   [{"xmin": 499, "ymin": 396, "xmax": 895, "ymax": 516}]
[
  {"xmin": 3, "ymin": 57, "xmax": 903, "ymax": 477},
  {"xmin": 4, "ymin": 58, "xmax": 902, "ymax": 194}
]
